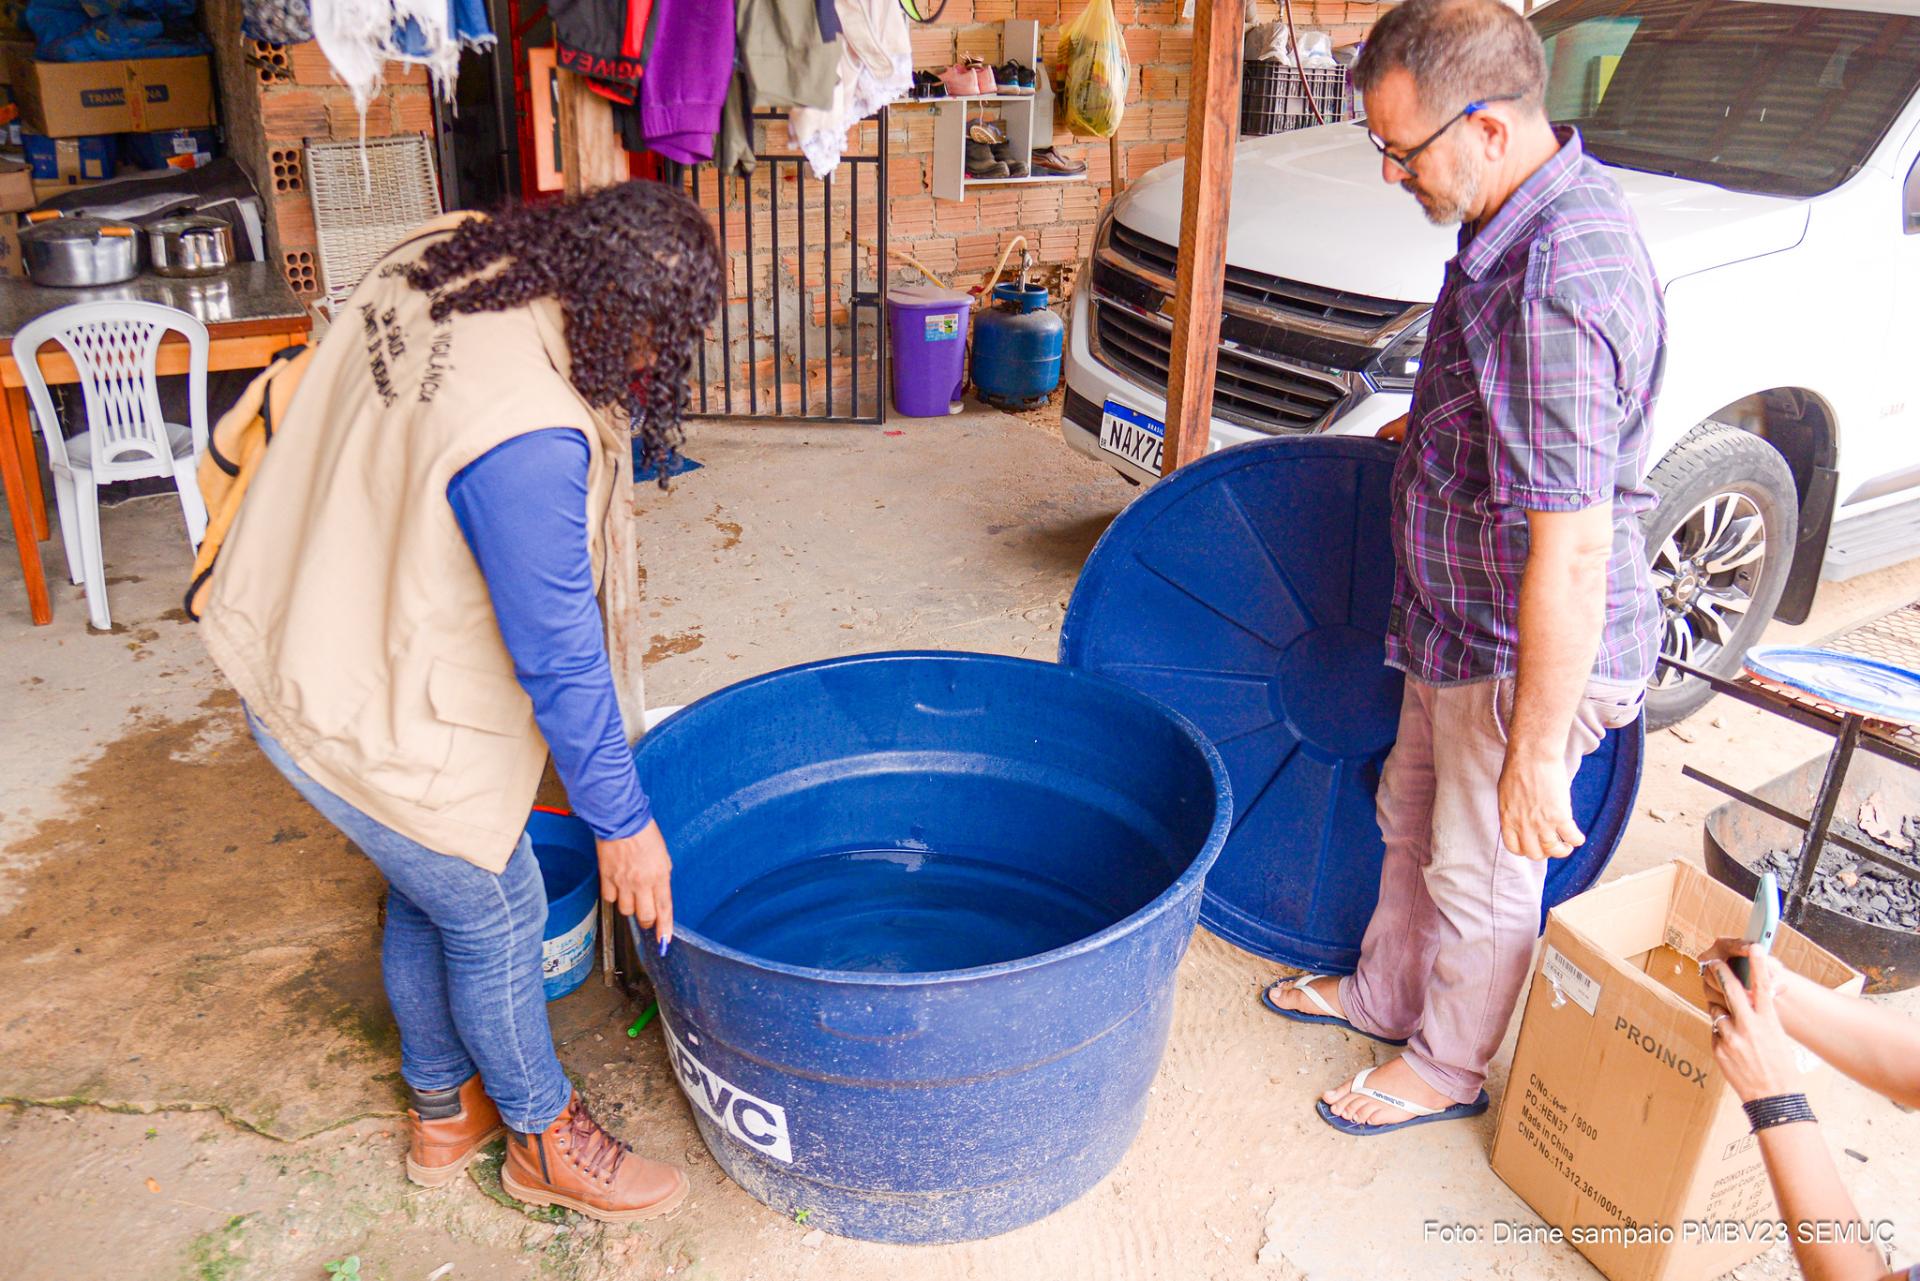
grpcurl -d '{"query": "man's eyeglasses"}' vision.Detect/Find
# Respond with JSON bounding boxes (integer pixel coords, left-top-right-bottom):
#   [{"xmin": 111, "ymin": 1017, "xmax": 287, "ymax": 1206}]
[{"xmin": 1366, "ymin": 95, "xmax": 1524, "ymax": 180}]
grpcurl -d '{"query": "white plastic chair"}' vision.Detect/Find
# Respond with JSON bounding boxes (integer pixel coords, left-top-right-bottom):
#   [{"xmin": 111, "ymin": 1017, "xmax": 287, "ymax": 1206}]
[{"xmin": 14, "ymin": 301, "xmax": 211, "ymax": 631}]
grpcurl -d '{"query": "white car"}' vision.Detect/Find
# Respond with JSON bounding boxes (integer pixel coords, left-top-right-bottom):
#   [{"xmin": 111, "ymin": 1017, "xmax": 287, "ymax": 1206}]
[{"xmin": 1062, "ymin": 0, "xmax": 1920, "ymax": 727}]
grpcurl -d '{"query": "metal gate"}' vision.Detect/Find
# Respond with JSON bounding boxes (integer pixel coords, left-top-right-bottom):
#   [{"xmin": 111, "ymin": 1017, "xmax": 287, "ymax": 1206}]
[{"xmin": 682, "ymin": 109, "xmax": 889, "ymax": 424}]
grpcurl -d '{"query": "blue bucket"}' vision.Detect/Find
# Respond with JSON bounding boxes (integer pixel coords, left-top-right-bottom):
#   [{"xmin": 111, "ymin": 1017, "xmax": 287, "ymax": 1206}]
[
  {"xmin": 632, "ymin": 652, "xmax": 1230, "ymax": 1243},
  {"xmin": 527, "ymin": 808, "xmax": 599, "ymax": 1002}
]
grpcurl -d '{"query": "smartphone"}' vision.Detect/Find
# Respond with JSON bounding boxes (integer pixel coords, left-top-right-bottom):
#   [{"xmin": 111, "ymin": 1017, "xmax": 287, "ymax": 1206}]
[{"xmin": 1728, "ymin": 872, "xmax": 1781, "ymax": 990}]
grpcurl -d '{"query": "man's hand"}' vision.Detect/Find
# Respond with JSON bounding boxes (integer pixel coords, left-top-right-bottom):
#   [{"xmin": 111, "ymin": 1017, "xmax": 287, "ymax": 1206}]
[
  {"xmin": 1498, "ymin": 747, "xmax": 1584, "ymax": 860},
  {"xmin": 1377, "ymin": 413, "xmax": 1409, "ymax": 443},
  {"xmin": 598, "ymin": 819, "xmax": 673, "ymax": 946}
]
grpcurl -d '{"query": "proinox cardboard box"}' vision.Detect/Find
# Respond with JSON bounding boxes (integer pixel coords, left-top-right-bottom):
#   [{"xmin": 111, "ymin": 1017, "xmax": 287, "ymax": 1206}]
[
  {"xmin": 4, "ymin": 47, "xmax": 212, "ymax": 135},
  {"xmin": 1490, "ymin": 860, "xmax": 1861, "ymax": 1281}
]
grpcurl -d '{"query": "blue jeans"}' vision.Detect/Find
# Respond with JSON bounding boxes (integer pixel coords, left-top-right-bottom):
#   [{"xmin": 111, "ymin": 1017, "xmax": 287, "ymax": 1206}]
[{"xmin": 247, "ymin": 710, "xmax": 573, "ymax": 1132}]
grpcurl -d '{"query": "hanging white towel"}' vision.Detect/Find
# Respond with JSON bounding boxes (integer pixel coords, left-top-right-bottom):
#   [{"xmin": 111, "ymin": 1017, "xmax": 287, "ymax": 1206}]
[
  {"xmin": 311, "ymin": 0, "xmax": 474, "ymax": 117},
  {"xmin": 792, "ymin": 0, "xmax": 912, "ymax": 180}
]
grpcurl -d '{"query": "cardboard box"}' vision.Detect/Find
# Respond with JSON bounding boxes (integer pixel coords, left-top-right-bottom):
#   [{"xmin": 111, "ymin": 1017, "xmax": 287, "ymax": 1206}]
[
  {"xmin": 5, "ymin": 48, "xmax": 212, "ymax": 135},
  {"xmin": 23, "ymin": 131, "xmax": 114, "ymax": 181},
  {"xmin": 1490, "ymin": 861, "xmax": 1861, "ymax": 1281},
  {"xmin": 0, "ymin": 155, "xmax": 31, "ymax": 211},
  {"xmin": 31, "ymin": 174, "xmax": 104, "ymax": 203},
  {"xmin": 0, "ymin": 210, "xmax": 21, "ymax": 276}
]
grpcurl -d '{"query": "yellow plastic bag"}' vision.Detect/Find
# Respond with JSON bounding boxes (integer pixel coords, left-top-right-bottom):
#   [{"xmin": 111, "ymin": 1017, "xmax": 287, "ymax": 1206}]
[{"xmin": 1057, "ymin": 0, "xmax": 1129, "ymax": 139}]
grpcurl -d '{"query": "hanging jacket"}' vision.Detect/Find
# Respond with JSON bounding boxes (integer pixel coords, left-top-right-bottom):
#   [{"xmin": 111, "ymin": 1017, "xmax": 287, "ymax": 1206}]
[
  {"xmin": 197, "ymin": 215, "xmax": 632, "ymax": 873},
  {"xmin": 549, "ymin": 0, "xmax": 642, "ymax": 102},
  {"xmin": 737, "ymin": 0, "xmax": 838, "ymax": 111},
  {"xmin": 639, "ymin": 0, "xmax": 736, "ymax": 165}
]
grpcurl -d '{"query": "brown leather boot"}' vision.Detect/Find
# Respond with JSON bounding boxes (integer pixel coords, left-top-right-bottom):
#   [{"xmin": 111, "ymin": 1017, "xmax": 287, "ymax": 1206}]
[
  {"xmin": 500, "ymin": 1093, "xmax": 689, "ymax": 1222},
  {"xmin": 405, "ymin": 1074, "xmax": 505, "ymax": 1188}
]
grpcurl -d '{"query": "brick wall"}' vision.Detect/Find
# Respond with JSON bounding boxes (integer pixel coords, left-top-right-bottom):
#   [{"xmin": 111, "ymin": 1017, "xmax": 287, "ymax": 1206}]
[
  {"xmin": 689, "ymin": 1, "xmax": 1387, "ymax": 415},
  {"xmin": 891, "ymin": 0, "xmax": 1388, "ymax": 293},
  {"xmin": 206, "ymin": 1, "xmax": 440, "ymax": 303}
]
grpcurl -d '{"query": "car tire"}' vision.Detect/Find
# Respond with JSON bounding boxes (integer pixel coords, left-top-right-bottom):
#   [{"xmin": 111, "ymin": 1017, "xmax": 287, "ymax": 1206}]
[{"xmin": 1639, "ymin": 421, "xmax": 1798, "ymax": 729}]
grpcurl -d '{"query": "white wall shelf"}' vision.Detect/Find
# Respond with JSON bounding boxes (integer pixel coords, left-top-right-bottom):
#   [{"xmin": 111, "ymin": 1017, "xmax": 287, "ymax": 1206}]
[{"xmin": 930, "ymin": 20, "xmax": 1060, "ymax": 202}]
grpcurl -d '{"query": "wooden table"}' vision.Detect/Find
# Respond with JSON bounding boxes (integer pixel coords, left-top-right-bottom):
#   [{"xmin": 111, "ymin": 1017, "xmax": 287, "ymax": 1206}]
[{"xmin": 0, "ymin": 263, "xmax": 311, "ymax": 625}]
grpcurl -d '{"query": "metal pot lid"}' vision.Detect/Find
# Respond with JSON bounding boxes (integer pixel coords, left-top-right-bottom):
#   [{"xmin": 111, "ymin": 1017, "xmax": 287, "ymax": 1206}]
[
  {"xmin": 1059, "ymin": 435, "xmax": 1644, "ymax": 972},
  {"xmin": 21, "ymin": 215, "xmax": 138, "ymax": 243},
  {"xmin": 146, "ymin": 213, "xmax": 229, "ymax": 234}
]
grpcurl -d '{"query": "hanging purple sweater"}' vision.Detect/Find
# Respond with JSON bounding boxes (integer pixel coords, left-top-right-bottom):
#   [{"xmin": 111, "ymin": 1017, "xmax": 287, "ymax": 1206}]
[{"xmin": 641, "ymin": 0, "xmax": 738, "ymax": 165}]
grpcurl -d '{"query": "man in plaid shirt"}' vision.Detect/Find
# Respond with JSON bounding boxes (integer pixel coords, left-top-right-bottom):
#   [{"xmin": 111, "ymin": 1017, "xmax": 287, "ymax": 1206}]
[{"xmin": 1266, "ymin": 0, "xmax": 1664, "ymax": 1133}]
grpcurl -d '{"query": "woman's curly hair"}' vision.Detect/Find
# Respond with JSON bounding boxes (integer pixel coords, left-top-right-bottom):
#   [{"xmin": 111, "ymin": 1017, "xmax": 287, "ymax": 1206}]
[{"xmin": 405, "ymin": 181, "xmax": 722, "ymax": 487}]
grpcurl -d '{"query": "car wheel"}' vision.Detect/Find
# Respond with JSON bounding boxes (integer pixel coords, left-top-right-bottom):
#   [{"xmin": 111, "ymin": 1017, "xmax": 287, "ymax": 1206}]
[{"xmin": 1640, "ymin": 422, "xmax": 1798, "ymax": 729}]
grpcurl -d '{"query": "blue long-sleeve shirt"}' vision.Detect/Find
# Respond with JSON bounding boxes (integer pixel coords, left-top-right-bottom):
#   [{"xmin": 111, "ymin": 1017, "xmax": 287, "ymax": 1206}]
[{"xmin": 447, "ymin": 428, "xmax": 651, "ymax": 841}]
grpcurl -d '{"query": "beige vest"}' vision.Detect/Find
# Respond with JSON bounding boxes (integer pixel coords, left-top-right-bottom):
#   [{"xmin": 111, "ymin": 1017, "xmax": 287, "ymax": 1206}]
[{"xmin": 201, "ymin": 217, "xmax": 630, "ymax": 872}]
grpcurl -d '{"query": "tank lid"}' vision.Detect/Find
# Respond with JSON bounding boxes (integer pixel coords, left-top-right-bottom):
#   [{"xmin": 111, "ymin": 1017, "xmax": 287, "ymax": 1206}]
[
  {"xmin": 1059, "ymin": 436, "xmax": 1643, "ymax": 972},
  {"xmin": 887, "ymin": 286, "xmax": 972, "ymax": 308}
]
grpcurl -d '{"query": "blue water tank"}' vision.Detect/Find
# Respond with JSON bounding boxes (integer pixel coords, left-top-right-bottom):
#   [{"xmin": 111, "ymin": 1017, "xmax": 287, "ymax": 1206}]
[
  {"xmin": 970, "ymin": 282, "xmax": 1063, "ymax": 410},
  {"xmin": 632, "ymin": 652, "xmax": 1230, "ymax": 1243}
]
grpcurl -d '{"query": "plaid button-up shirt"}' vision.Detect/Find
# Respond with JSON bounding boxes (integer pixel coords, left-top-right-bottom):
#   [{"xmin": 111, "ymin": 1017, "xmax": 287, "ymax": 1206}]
[{"xmin": 1386, "ymin": 129, "xmax": 1665, "ymax": 687}]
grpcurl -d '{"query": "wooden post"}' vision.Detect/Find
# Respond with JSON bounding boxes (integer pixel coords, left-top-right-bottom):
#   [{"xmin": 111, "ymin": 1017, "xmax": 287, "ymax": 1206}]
[
  {"xmin": 556, "ymin": 67, "xmax": 641, "ymax": 987},
  {"xmin": 1160, "ymin": 0, "xmax": 1245, "ymax": 476}
]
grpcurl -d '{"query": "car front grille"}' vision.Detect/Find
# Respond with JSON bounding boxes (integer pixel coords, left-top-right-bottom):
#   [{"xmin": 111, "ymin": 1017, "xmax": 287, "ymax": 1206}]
[
  {"xmin": 1108, "ymin": 220, "xmax": 1413, "ymax": 339},
  {"xmin": 1092, "ymin": 300, "xmax": 1350, "ymax": 434}
]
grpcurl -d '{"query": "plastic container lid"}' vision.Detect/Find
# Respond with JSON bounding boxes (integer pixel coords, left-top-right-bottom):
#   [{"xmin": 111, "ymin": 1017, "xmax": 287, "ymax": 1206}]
[
  {"xmin": 1060, "ymin": 436, "xmax": 1643, "ymax": 972},
  {"xmin": 886, "ymin": 286, "xmax": 972, "ymax": 311},
  {"xmin": 1743, "ymin": 645, "xmax": 1920, "ymax": 724}
]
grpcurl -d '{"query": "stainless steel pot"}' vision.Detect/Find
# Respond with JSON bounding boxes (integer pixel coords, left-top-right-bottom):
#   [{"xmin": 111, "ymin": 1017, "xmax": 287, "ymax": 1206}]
[
  {"xmin": 20, "ymin": 213, "xmax": 141, "ymax": 287},
  {"xmin": 145, "ymin": 214, "xmax": 234, "ymax": 278}
]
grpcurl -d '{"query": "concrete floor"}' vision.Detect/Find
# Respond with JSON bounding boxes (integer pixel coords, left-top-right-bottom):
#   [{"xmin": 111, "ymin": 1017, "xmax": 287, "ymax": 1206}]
[{"xmin": 2, "ymin": 406, "xmax": 1917, "ymax": 1281}]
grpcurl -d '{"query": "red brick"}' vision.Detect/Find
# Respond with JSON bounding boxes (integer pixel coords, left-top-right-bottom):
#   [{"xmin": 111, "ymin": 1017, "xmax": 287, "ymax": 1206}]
[
  {"xmin": 1141, "ymin": 66, "xmax": 1185, "ymax": 99},
  {"xmin": 974, "ymin": 189, "xmax": 1021, "ymax": 226},
  {"xmin": 1061, "ymin": 184, "xmax": 1103, "ymax": 222},
  {"xmin": 260, "ymin": 89, "xmax": 329, "ymax": 138},
  {"xmin": 1015, "ymin": 0, "xmax": 1060, "ymax": 20},
  {"xmin": 910, "ymin": 25, "xmax": 957, "ymax": 67},
  {"xmin": 911, "ymin": 238, "xmax": 959, "ymax": 274},
  {"xmin": 935, "ymin": 199, "xmax": 980, "ymax": 234},
  {"xmin": 391, "ymin": 89, "xmax": 434, "ymax": 134},
  {"xmin": 890, "ymin": 156, "xmax": 929, "ymax": 195},
  {"xmin": 955, "ymin": 231, "xmax": 1002, "ymax": 273},
  {"xmin": 1038, "ymin": 225, "xmax": 1079, "ymax": 262},
  {"xmin": 1018, "ymin": 186, "xmax": 1063, "ymax": 222},
  {"xmin": 956, "ymin": 26, "xmax": 1001, "ymax": 63},
  {"xmin": 1159, "ymin": 30, "xmax": 1193, "ymax": 64},
  {"xmin": 1123, "ymin": 29, "xmax": 1160, "ymax": 64},
  {"xmin": 891, "ymin": 194, "xmax": 937, "ymax": 238},
  {"xmin": 975, "ymin": 0, "xmax": 1016, "ymax": 20}
]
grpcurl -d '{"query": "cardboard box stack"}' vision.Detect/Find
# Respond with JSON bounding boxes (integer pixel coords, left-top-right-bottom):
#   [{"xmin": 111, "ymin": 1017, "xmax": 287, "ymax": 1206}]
[
  {"xmin": 2, "ymin": 43, "xmax": 215, "ymax": 204},
  {"xmin": 1490, "ymin": 860, "xmax": 1862, "ymax": 1281},
  {"xmin": 0, "ymin": 153, "xmax": 30, "ymax": 275}
]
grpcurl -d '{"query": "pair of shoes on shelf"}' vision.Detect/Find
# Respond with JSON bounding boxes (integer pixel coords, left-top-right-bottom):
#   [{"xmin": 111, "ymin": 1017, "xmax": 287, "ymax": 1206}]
[
  {"xmin": 965, "ymin": 137, "xmax": 1029, "ymax": 180},
  {"xmin": 993, "ymin": 61, "xmax": 1036, "ymax": 95},
  {"xmin": 1030, "ymin": 145, "xmax": 1087, "ymax": 176},
  {"xmin": 940, "ymin": 57, "xmax": 997, "ymax": 96},
  {"xmin": 910, "ymin": 69, "xmax": 947, "ymax": 100}
]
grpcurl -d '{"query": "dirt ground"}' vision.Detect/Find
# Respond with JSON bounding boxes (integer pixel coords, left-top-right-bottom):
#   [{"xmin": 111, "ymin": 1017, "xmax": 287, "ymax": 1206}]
[{"xmin": 3, "ymin": 406, "xmax": 1917, "ymax": 1281}]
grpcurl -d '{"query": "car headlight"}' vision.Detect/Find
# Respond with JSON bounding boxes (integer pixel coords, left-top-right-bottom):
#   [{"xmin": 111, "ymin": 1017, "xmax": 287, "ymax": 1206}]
[{"xmin": 1365, "ymin": 311, "xmax": 1431, "ymax": 393}]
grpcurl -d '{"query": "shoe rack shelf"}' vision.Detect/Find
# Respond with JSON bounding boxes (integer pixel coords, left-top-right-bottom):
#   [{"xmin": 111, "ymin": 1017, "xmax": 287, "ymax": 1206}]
[{"xmin": 929, "ymin": 19, "xmax": 1085, "ymax": 201}]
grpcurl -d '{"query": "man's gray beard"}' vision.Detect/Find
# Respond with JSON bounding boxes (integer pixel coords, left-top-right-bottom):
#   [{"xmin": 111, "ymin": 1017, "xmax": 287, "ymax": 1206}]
[{"xmin": 1411, "ymin": 157, "xmax": 1484, "ymax": 226}]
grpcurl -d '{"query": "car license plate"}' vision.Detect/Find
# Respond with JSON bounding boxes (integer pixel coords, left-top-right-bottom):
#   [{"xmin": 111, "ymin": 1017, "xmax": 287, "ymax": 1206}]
[{"xmin": 1099, "ymin": 400, "xmax": 1164, "ymax": 472}]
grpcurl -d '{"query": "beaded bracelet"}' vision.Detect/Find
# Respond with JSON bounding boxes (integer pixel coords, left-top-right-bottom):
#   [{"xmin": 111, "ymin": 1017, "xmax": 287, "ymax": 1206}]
[{"xmin": 1743, "ymin": 1093, "xmax": 1817, "ymax": 1133}]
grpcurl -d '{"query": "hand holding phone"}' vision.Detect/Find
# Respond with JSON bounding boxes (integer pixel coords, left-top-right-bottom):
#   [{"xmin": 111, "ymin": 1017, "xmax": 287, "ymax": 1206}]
[{"xmin": 1727, "ymin": 872, "xmax": 1780, "ymax": 991}]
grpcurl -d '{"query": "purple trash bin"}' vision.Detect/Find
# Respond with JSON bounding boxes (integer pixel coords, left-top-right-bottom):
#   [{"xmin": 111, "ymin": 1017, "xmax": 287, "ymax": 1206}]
[{"xmin": 887, "ymin": 287, "xmax": 972, "ymax": 417}]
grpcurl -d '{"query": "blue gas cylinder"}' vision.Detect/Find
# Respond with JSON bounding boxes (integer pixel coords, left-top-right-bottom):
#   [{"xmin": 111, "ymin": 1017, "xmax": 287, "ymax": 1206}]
[{"xmin": 970, "ymin": 282, "xmax": 1063, "ymax": 410}]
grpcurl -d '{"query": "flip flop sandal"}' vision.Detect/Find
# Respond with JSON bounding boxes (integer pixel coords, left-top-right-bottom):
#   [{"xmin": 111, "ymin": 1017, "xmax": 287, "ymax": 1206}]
[
  {"xmin": 1261, "ymin": 974, "xmax": 1409, "ymax": 1047},
  {"xmin": 1314, "ymin": 1066, "xmax": 1491, "ymax": 1136}
]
